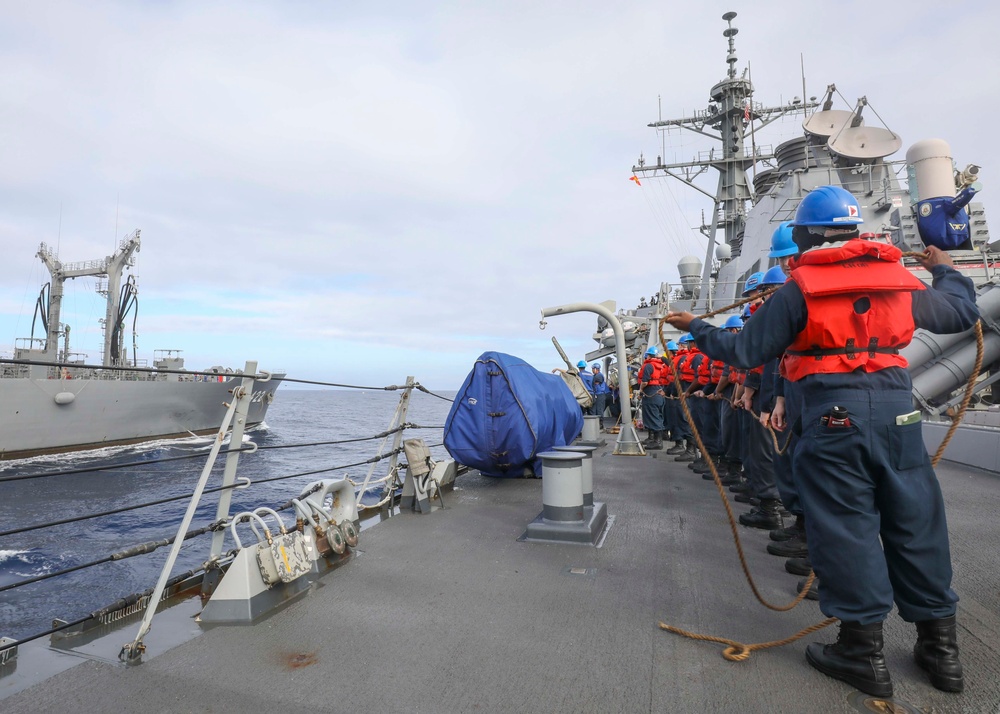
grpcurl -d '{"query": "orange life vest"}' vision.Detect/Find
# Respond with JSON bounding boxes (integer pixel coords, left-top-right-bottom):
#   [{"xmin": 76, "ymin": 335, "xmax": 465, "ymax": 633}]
[{"xmin": 781, "ymin": 240, "xmax": 925, "ymax": 382}]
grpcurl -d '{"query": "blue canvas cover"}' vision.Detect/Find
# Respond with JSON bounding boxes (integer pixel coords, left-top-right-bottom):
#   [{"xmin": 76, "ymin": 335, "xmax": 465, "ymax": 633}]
[{"xmin": 444, "ymin": 352, "xmax": 583, "ymax": 477}]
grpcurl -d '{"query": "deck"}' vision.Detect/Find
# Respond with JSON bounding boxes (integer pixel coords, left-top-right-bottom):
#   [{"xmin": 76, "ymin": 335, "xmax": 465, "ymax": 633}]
[{"xmin": 4, "ymin": 437, "xmax": 999, "ymax": 713}]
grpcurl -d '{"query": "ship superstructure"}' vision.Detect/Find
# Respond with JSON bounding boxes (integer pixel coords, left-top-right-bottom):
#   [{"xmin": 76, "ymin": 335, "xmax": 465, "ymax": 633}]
[{"xmin": 589, "ymin": 11, "xmax": 1000, "ymax": 471}]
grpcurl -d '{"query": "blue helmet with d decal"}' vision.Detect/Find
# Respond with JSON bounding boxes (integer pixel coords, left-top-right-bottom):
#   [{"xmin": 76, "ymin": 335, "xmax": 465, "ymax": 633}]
[{"xmin": 793, "ymin": 185, "xmax": 864, "ymax": 226}]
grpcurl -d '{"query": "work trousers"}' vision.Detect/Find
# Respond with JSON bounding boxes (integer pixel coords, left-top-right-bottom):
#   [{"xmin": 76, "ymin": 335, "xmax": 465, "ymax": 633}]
[{"xmin": 793, "ymin": 388, "xmax": 957, "ymax": 624}]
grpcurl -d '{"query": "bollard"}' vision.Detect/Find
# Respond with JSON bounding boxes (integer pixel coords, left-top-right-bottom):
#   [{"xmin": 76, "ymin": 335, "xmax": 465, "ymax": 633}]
[
  {"xmin": 519, "ymin": 450, "xmax": 609, "ymax": 546},
  {"xmin": 578, "ymin": 414, "xmax": 605, "ymax": 446},
  {"xmin": 551, "ymin": 444, "xmax": 596, "ymax": 507},
  {"xmin": 537, "ymin": 451, "xmax": 584, "ymax": 522}
]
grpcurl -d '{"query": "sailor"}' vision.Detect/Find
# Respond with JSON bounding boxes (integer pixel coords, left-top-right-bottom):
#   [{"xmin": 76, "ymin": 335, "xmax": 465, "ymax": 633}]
[
  {"xmin": 577, "ymin": 359, "xmax": 595, "ymax": 415},
  {"xmin": 591, "ymin": 363, "xmax": 610, "ymax": 429},
  {"xmin": 671, "ymin": 334, "xmax": 699, "ymax": 461},
  {"xmin": 664, "ymin": 185, "xmax": 977, "ymax": 697},
  {"xmin": 762, "ymin": 226, "xmax": 812, "ymax": 584},
  {"xmin": 735, "ymin": 269, "xmax": 786, "ymax": 530},
  {"xmin": 661, "ymin": 340, "xmax": 687, "ymax": 453},
  {"xmin": 637, "ymin": 345, "xmax": 668, "ymax": 449},
  {"xmin": 710, "ymin": 316, "xmax": 745, "ymax": 485}
]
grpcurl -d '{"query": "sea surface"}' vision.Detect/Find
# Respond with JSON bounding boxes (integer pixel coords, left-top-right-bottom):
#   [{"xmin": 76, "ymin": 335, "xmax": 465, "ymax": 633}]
[{"xmin": 0, "ymin": 388, "xmax": 455, "ymax": 642}]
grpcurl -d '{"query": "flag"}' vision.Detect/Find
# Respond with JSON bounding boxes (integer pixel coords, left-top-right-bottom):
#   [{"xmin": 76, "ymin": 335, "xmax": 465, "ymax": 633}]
[
  {"xmin": 630, "ymin": 175, "xmax": 641, "ymax": 186},
  {"xmin": 744, "ymin": 100, "xmax": 751, "ymax": 122}
]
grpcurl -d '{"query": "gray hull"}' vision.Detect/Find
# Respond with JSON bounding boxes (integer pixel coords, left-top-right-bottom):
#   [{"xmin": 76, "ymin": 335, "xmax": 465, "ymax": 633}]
[{"xmin": 0, "ymin": 376, "xmax": 282, "ymax": 460}]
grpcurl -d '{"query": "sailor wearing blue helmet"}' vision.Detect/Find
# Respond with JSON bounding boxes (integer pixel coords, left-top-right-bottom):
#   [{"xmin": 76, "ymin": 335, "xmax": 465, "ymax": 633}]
[
  {"xmin": 575, "ymin": 359, "xmax": 595, "ymax": 413},
  {"xmin": 637, "ymin": 345, "xmax": 668, "ymax": 449},
  {"xmin": 760, "ymin": 265, "xmax": 788, "ymax": 287},
  {"xmin": 665, "ymin": 184, "xmax": 978, "ymax": 697},
  {"xmin": 742, "ymin": 271, "xmax": 764, "ymax": 297},
  {"xmin": 723, "ymin": 315, "xmax": 744, "ymax": 330},
  {"xmin": 590, "ymin": 363, "xmax": 610, "ymax": 429},
  {"xmin": 666, "ymin": 340, "xmax": 679, "ymax": 351}
]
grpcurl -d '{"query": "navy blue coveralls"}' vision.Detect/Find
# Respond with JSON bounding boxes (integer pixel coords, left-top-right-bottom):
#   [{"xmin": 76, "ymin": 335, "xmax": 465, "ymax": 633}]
[
  {"xmin": 688, "ymin": 263, "xmax": 978, "ymax": 624},
  {"xmin": 638, "ymin": 359, "xmax": 666, "ymax": 433}
]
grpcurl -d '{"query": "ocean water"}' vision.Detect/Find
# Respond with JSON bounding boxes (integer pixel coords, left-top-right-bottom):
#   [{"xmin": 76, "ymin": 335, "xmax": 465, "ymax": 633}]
[{"xmin": 0, "ymin": 388, "xmax": 455, "ymax": 642}]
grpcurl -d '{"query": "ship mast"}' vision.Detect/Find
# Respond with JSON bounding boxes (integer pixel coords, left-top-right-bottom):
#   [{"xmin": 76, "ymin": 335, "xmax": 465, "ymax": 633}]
[
  {"xmin": 36, "ymin": 230, "xmax": 141, "ymax": 366},
  {"xmin": 631, "ymin": 11, "xmax": 817, "ymax": 311}
]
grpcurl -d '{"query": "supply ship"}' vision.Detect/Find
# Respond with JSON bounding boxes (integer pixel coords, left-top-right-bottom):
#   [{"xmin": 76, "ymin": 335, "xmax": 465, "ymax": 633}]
[{"xmin": 0, "ymin": 230, "xmax": 282, "ymax": 460}]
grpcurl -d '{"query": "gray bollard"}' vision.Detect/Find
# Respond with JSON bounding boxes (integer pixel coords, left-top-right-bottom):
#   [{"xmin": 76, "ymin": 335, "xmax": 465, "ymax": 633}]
[
  {"xmin": 579, "ymin": 414, "xmax": 602, "ymax": 444},
  {"xmin": 550, "ymin": 444, "xmax": 596, "ymax": 507},
  {"xmin": 518, "ymin": 450, "xmax": 609, "ymax": 546}
]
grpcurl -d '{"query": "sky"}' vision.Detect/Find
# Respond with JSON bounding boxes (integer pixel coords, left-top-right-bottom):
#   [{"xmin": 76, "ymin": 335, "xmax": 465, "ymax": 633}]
[{"xmin": 1, "ymin": 1, "xmax": 997, "ymax": 390}]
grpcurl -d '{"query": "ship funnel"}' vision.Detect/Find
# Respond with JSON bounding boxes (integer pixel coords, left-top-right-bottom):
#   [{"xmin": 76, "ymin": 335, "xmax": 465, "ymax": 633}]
[{"xmin": 677, "ymin": 255, "xmax": 702, "ymax": 296}]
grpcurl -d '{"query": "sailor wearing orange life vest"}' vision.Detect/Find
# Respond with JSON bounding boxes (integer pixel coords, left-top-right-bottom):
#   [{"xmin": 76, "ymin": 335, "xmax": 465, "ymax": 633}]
[
  {"xmin": 637, "ymin": 345, "xmax": 668, "ymax": 449},
  {"xmin": 664, "ymin": 185, "xmax": 977, "ymax": 698}
]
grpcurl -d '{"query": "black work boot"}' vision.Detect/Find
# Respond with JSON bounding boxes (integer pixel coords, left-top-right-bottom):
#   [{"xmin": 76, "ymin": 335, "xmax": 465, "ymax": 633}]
[
  {"xmin": 665, "ymin": 440, "xmax": 685, "ymax": 454},
  {"xmin": 739, "ymin": 499, "xmax": 783, "ymax": 529},
  {"xmin": 770, "ymin": 514, "xmax": 804, "ymax": 542},
  {"xmin": 647, "ymin": 431, "xmax": 663, "ymax": 450},
  {"xmin": 796, "ymin": 576, "xmax": 819, "ymax": 600},
  {"xmin": 729, "ymin": 479, "xmax": 750, "ymax": 494},
  {"xmin": 914, "ymin": 616, "xmax": 964, "ymax": 692},
  {"xmin": 767, "ymin": 532, "xmax": 808, "ymax": 558},
  {"xmin": 674, "ymin": 442, "xmax": 697, "ymax": 462},
  {"xmin": 805, "ymin": 621, "xmax": 893, "ymax": 698},
  {"xmin": 785, "ymin": 556, "xmax": 812, "ymax": 576}
]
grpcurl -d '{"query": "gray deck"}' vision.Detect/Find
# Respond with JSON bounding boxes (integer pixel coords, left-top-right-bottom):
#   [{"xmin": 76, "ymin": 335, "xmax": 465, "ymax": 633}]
[{"xmin": 5, "ymin": 440, "xmax": 1000, "ymax": 713}]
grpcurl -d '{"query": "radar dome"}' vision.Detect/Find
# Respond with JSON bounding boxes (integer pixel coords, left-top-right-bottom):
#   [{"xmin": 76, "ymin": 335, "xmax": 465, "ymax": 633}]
[
  {"xmin": 677, "ymin": 255, "xmax": 702, "ymax": 295},
  {"xmin": 715, "ymin": 243, "xmax": 732, "ymax": 261}
]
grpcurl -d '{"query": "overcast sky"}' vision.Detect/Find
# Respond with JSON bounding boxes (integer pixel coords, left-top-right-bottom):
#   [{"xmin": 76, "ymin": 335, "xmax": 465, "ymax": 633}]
[{"xmin": 1, "ymin": 1, "xmax": 997, "ymax": 390}]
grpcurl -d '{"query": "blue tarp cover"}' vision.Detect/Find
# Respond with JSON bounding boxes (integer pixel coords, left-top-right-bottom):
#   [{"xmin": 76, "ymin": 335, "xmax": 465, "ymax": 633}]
[{"xmin": 444, "ymin": 352, "xmax": 583, "ymax": 477}]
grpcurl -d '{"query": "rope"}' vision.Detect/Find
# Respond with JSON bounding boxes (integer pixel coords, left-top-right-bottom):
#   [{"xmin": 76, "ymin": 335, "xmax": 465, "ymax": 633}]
[
  {"xmin": 929, "ymin": 321, "xmax": 984, "ymax": 468},
  {"xmin": 659, "ymin": 617, "xmax": 838, "ymax": 662}
]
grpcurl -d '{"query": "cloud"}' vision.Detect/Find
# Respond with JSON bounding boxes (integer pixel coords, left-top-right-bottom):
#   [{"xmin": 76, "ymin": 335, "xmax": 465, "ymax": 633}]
[{"xmin": 1, "ymin": 1, "xmax": 998, "ymax": 389}]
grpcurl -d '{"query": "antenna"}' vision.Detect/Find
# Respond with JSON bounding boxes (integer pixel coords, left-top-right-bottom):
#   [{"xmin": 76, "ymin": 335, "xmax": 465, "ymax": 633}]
[{"xmin": 114, "ymin": 193, "xmax": 120, "ymax": 245}]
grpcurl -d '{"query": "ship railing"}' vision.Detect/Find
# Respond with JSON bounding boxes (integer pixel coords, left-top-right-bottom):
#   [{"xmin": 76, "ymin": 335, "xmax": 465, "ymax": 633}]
[{"xmin": 0, "ymin": 369, "xmax": 456, "ymax": 669}]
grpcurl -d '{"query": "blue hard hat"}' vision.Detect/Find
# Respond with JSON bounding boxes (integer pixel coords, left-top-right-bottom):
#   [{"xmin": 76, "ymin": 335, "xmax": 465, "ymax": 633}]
[
  {"xmin": 742, "ymin": 271, "xmax": 764, "ymax": 297},
  {"xmin": 577, "ymin": 360, "xmax": 587, "ymax": 369},
  {"xmin": 645, "ymin": 346, "xmax": 658, "ymax": 356},
  {"xmin": 679, "ymin": 333, "xmax": 695, "ymax": 344},
  {"xmin": 723, "ymin": 315, "xmax": 743, "ymax": 330},
  {"xmin": 666, "ymin": 340, "xmax": 679, "ymax": 351},
  {"xmin": 591, "ymin": 363, "xmax": 600, "ymax": 370},
  {"xmin": 760, "ymin": 265, "xmax": 788, "ymax": 287},
  {"xmin": 793, "ymin": 185, "xmax": 864, "ymax": 226},
  {"xmin": 768, "ymin": 221, "xmax": 798, "ymax": 258},
  {"xmin": 741, "ymin": 304, "xmax": 751, "ymax": 319}
]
